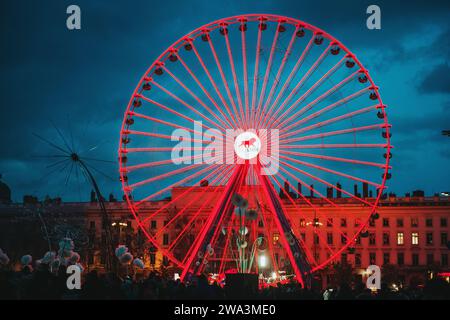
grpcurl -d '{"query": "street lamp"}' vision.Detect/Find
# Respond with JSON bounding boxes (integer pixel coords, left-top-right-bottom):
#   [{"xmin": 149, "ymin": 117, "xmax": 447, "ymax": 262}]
[{"xmin": 258, "ymin": 255, "xmax": 267, "ymax": 268}]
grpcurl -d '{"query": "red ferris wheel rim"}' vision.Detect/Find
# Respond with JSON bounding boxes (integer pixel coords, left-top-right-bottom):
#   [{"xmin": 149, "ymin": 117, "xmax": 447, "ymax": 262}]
[{"xmin": 118, "ymin": 14, "xmax": 392, "ymax": 279}]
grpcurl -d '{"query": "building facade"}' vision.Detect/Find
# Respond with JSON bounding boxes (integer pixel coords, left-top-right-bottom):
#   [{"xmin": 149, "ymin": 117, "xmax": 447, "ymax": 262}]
[{"xmin": 0, "ymin": 184, "xmax": 449, "ymax": 288}]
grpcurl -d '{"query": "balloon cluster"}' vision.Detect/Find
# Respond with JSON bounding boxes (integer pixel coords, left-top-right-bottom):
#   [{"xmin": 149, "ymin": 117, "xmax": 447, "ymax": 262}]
[
  {"xmin": 20, "ymin": 254, "xmax": 33, "ymax": 270},
  {"xmin": 115, "ymin": 245, "xmax": 133, "ymax": 265}
]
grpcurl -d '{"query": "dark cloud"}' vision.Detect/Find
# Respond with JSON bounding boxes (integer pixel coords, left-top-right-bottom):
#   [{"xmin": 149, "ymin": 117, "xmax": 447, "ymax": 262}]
[
  {"xmin": 0, "ymin": 0, "xmax": 449, "ymax": 200},
  {"xmin": 419, "ymin": 63, "xmax": 450, "ymax": 94}
]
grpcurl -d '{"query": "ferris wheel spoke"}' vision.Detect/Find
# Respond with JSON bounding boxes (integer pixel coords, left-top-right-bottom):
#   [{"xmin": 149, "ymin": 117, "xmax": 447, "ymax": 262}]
[
  {"xmin": 150, "ymin": 80, "xmax": 227, "ymax": 131},
  {"xmin": 124, "ymin": 154, "xmax": 204, "ymax": 172},
  {"xmin": 131, "ymin": 111, "xmax": 222, "ymax": 141},
  {"xmin": 124, "ymin": 129, "xmax": 206, "ymax": 144},
  {"xmin": 218, "ymin": 213, "xmax": 236, "ymax": 274},
  {"xmin": 279, "ymin": 150, "xmax": 390, "ymax": 169},
  {"xmin": 138, "ymin": 94, "xmax": 221, "ymax": 131},
  {"xmin": 263, "ymin": 43, "xmax": 332, "ymax": 129},
  {"xmin": 180, "ymin": 165, "xmax": 246, "ymax": 279},
  {"xmin": 278, "ymin": 158, "xmax": 379, "ymax": 207},
  {"xmin": 258, "ymin": 203, "xmax": 280, "ymax": 273},
  {"xmin": 264, "ymin": 173, "xmax": 318, "ymax": 266},
  {"xmin": 279, "ymin": 123, "xmax": 388, "ymax": 144},
  {"xmin": 259, "ymin": 25, "xmax": 299, "ymax": 128},
  {"xmin": 282, "ymin": 86, "xmax": 372, "ymax": 133},
  {"xmin": 264, "ymin": 35, "xmax": 315, "ymax": 127},
  {"xmin": 142, "ymin": 164, "xmax": 229, "ymax": 223},
  {"xmin": 126, "ymin": 147, "xmax": 206, "ymax": 153},
  {"xmin": 258, "ymin": 167, "xmax": 318, "ymax": 269},
  {"xmin": 170, "ymin": 166, "xmax": 234, "ymax": 255},
  {"xmin": 189, "ymin": 42, "xmax": 241, "ymax": 129},
  {"xmin": 280, "ymin": 154, "xmax": 382, "ymax": 189},
  {"xmin": 250, "ymin": 20, "xmax": 263, "ymax": 129},
  {"xmin": 280, "ymin": 104, "xmax": 379, "ymax": 140},
  {"xmin": 272, "ymin": 165, "xmax": 350, "ymax": 237},
  {"xmin": 240, "ymin": 19, "xmax": 250, "ymax": 128},
  {"xmin": 135, "ymin": 165, "xmax": 220, "ymax": 207},
  {"xmin": 272, "ymin": 164, "xmax": 358, "ymax": 246},
  {"xmin": 223, "ymin": 28, "xmax": 245, "ymax": 128},
  {"xmin": 263, "ymin": 54, "xmax": 345, "ymax": 129},
  {"xmin": 175, "ymin": 54, "xmax": 235, "ymax": 128},
  {"xmin": 207, "ymin": 35, "xmax": 244, "ymax": 128},
  {"xmin": 280, "ymin": 143, "xmax": 389, "ymax": 150},
  {"xmin": 155, "ymin": 165, "xmax": 234, "ymax": 238},
  {"xmin": 161, "ymin": 66, "xmax": 230, "ymax": 130},
  {"xmin": 276, "ymin": 69, "xmax": 360, "ymax": 130},
  {"xmin": 255, "ymin": 21, "xmax": 281, "ymax": 128},
  {"xmin": 128, "ymin": 163, "xmax": 206, "ymax": 190}
]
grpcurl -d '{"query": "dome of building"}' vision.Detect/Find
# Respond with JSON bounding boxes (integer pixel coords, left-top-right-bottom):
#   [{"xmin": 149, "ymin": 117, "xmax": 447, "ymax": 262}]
[{"xmin": 0, "ymin": 175, "xmax": 11, "ymax": 204}]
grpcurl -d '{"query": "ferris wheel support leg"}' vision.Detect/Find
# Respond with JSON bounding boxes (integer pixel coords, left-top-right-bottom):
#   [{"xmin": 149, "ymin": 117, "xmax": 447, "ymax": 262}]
[
  {"xmin": 257, "ymin": 168, "xmax": 312, "ymax": 288},
  {"xmin": 180, "ymin": 164, "xmax": 248, "ymax": 282}
]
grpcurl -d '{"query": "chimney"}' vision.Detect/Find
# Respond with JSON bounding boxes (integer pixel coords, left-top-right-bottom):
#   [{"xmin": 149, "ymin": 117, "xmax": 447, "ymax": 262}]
[
  {"xmin": 284, "ymin": 180, "xmax": 290, "ymax": 193},
  {"xmin": 369, "ymin": 190, "xmax": 373, "ymax": 198},
  {"xmin": 354, "ymin": 184, "xmax": 358, "ymax": 196},
  {"xmin": 363, "ymin": 182, "xmax": 369, "ymax": 198},
  {"xmin": 326, "ymin": 187, "xmax": 333, "ymax": 198},
  {"xmin": 297, "ymin": 182, "xmax": 302, "ymax": 195},
  {"xmin": 336, "ymin": 182, "xmax": 342, "ymax": 198},
  {"xmin": 310, "ymin": 184, "xmax": 314, "ymax": 198}
]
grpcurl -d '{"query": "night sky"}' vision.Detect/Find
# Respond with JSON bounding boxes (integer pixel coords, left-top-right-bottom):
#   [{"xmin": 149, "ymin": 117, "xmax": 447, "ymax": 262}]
[{"xmin": 0, "ymin": 0, "xmax": 449, "ymax": 202}]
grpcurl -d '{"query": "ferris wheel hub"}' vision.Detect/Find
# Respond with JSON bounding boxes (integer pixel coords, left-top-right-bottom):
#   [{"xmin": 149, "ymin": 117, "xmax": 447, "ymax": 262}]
[{"xmin": 234, "ymin": 131, "xmax": 261, "ymax": 160}]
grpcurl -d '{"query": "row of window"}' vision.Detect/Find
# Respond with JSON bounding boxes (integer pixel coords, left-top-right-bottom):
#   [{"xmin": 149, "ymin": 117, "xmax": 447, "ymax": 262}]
[
  {"xmin": 273, "ymin": 232, "xmax": 449, "ymax": 246},
  {"xmin": 348, "ymin": 252, "xmax": 449, "ymax": 267},
  {"xmin": 298, "ymin": 217, "xmax": 448, "ymax": 228},
  {"xmin": 149, "ymin": 217, "xmax": 450, "ymax": 231}
]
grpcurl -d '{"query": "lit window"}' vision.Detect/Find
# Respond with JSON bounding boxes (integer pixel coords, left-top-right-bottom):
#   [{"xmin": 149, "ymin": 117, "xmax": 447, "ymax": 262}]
[
  {"xmin": 412, "ymin": 232, "xmax": 419, "ymax": 245},
  {"xmin": 273, "ymin": 233, "xmax": 279, "ymax": 244},
  {"xmin": 299, "ymin": 219, "xmax": 306, "ymax": 228},
  {"xmin": 397, "ymin": 232, "xmax": 404, "ymax": 245}
]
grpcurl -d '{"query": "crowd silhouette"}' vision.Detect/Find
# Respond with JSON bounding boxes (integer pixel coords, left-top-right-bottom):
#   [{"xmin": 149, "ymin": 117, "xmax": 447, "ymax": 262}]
[{"xmin": 1, "ymin": 263, "xmax": 450, "ymax": 300}]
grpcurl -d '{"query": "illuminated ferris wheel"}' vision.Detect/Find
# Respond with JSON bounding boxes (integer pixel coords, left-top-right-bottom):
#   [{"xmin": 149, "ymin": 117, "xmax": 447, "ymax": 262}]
[{"xmin": 118, "ymin": 14, "xmax": 392, "ymax": 287}]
